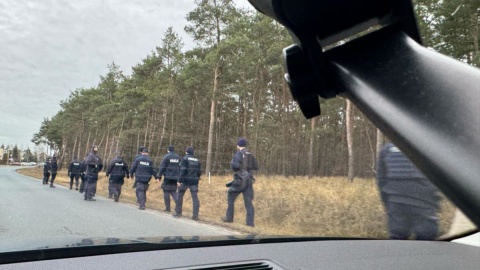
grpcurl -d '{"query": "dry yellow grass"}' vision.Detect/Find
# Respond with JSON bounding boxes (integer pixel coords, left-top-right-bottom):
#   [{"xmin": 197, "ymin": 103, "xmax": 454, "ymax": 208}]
[{"xmin": 18, "ymin": 167, "xmax": 455, "ymax": 238}]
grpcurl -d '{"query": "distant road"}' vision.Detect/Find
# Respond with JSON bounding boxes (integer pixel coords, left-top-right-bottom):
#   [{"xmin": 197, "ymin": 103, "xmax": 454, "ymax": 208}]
[{"xmin": 0, "ymin": 166, "xmax": 235, "ymax": 251}]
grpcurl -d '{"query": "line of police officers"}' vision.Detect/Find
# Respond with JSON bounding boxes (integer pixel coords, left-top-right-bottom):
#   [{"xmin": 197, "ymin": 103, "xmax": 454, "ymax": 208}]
[
  {"xmin": 42, "ymin": 155, "xmax": 58, "ymax": 188},
  {"xmin": 56, "ymin": 139, "xmax": 257, "ymax": 227},
  {"xmin": 43, "ymin": 139, "xmax": 439, "ymax": 237}
]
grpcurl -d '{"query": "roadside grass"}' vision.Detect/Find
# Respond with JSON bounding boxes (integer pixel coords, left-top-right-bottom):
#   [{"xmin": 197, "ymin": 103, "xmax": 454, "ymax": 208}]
[{"xmin": 17, "ymin": 167, "xmax": 455, "ymax": 238}]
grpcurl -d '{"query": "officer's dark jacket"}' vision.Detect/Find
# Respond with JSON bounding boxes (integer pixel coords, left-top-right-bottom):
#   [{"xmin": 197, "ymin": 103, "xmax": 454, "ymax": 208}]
[
  {"xmin": 158, "ymin": 151, "xmax": 181, "ymax": 184},
  {"xmin": 68, "ymin": 159, "xmax": 82, "ymax": 175},
  {"xmin": 230, "ymin": 148, "xmax": 258, "ymax": 191},
  {"xmin": 85, "ymin": 150, "xmax": 103, "ymax": 177},
  {"xmin": 179, "ymin": 154, "xmax": 201, "ymax": 185},
  {"xmin": 51, "ymin": 159, "xmax": 58, "ymax": 173},
  {"xmin": 130, "ymin": 154, "xmax": 142, "ymax": 177},
  {"xmin": 130, "ymin": 155, "xmax": 156, "ymax": 183},
  {"xmin": 376, "ymin": 143, "xmax": 439, "ymax": 208},
  {"xmin": 231, "ymin": 148, "xmax": 258, "ymax": 174},
  {"xmin": 43, "ymin": 161, "xmax": 51, "ymax": 174},
  {"xmin": 80, "ymin": 158, "xmax": 87, "ymax": 174},
  {"xmin": 106, "ymin": 157, "xmax": 130, "ymax": 181}
]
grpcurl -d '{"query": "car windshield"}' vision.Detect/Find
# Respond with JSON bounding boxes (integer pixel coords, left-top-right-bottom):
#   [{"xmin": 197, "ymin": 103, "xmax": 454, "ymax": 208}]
[{"xmin": 0, "ymin": 0, "xmax": 478, "ymax": 254}]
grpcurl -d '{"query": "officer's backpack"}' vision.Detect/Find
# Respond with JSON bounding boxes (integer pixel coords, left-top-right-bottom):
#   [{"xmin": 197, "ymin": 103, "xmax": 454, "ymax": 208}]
[
  {"xmin": 230, "ymin": 150, "xmax": 258, "ymax": 190},
  {"xmin": 242, "ymin": 150, "xmax": 258, "ymax": 171}
]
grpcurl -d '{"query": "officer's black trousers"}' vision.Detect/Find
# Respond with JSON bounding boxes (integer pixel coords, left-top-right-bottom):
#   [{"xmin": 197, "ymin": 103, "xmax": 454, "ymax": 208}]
[
  {"xmin": 163, "ymin": 189, "xmax": 178, "ymax": 212},
  {"xmin": 84, "ymin": 175, "xmax": 98, "ymax": 200},
  {"xmin": 386, "ymin": 202, "xmax": 438, "ymax": 240},
  {"xmin": 69, "ymin": 174, "xmax": 80, "ymax": 189},
  {"xmin": 175, "ymin": 184, "xmax": 199, "ymax": 218},
  {"xmin": 79, "ymin": 174, "xmax": 86, "ymax": 193},
  {"xmin": 50, "ymin": 172, "xmax": 57, "ymax": 185},
  {"xmin": 43, "ymin": 172, "xmax": 50, "ymax": 184},
  {"xmin": 136, "ymin": 182, "xmax": 149, "ymax": 208},
  {"xmin": 108, "ymin": 180, "xmax": 114, "ymax": 197},
  {"xmin": 226, "ymin": 187, "xmax": 255, "ymax": 227},
  {"xmin": 110, "ymin": 182, "xmax": 123, "ymax": 201}
]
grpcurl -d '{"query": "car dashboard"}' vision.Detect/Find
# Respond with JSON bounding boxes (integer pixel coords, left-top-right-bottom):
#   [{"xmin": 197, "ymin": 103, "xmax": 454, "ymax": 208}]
[{"xmin": 0, "ymin": 237, "xmax": 479, "ymax": 269}]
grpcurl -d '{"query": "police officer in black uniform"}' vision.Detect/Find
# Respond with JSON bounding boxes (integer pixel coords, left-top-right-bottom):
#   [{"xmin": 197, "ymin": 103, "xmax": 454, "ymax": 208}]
[
  {"xmin": 377, "ymin": 142, "xmax": 440, "ymax": 240},
  {"xmin": 157, "ymin": 145, "xmax": 181, "ymax": 212},
  {"xmin": 68, "ymin": 156, "xmax": 82, "ymax": 190},
  {"xmin": 79, "ymin": 155, "xmax": 87, "ymax": 193},
  {"xmin": 222, "ymin": 138, "xmax": 258, "ymax": 227},
  {"xmin": 174, "ymin": 146, "xmax": 201, "ymax": 220},
  {"xmin": 49, "ymin": 155, "xmax": 58, "ymax": 188},
  {"xmin": 106, "ymin": 152, "xmax": 130, "ymax": 202},
  {"xmin": 84, "ymin": 145, "xmax": 103, "ymax": 201},
  {"xmin": 131, "ymin": 146, "xmax": 146, "ymax": 189},
  {"xmin": 130, "ymin": 148, "xmax": 157, "ymax": 210},
  {"xmin": 42, "ymin": 158, "xmax": 51, "ymax": 185}
]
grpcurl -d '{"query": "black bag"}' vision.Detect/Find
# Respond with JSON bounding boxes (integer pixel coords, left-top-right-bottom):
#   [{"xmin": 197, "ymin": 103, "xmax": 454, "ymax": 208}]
[
  {"xmin": 242, "ymin": 150, "xmax": 258, "ymax": 171},
  {"xmin": 231, "ymin": 171, "xmax": 249, "ymax": 190},
  {"xmin": 227, "ymin": 150, "xmax": 258, "ymax": 190}
]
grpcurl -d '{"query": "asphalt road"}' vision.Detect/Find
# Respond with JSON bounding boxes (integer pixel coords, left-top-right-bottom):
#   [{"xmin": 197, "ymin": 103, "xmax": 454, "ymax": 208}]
[{"xmin": 0, "ymin": 166, "xmax": 235, "ymax": 251}]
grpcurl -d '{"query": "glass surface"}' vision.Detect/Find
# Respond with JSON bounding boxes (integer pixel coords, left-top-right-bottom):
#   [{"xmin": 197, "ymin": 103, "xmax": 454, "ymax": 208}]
[{"xmin": 0, "ymin": 0, "xmax": 477, "ymax": 253}]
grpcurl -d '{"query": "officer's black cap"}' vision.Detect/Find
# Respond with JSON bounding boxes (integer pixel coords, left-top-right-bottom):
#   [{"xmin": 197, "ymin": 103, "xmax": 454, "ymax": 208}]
[{"xmin": 237, "ymin": 138, "xmax": 247, "ymax": 147}]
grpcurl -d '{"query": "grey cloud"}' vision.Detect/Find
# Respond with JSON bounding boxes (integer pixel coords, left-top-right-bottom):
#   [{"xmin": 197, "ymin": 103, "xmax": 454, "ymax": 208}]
[
  {"xmin": 0, "ymin": 0, "xmax": 254, "ymax": 147},
  {"xmin": 0, "ymin": 0, "xmax": 200, "ymax": 147}
]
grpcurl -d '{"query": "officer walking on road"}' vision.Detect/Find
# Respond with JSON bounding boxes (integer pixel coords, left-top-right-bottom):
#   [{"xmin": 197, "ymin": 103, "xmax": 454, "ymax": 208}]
[
  {"xmin": 130, "ymin": 148, "xmax": 157, "ymax": 210},
  {"xmin": 79, "ymin": 155, "xmax": 87, "ymax": 193},
  {"xmin": 174, "ymin": 146, "xmax": 201, "ymax": 220},
  {"xmin": 84, "ymin": 145, "xmax": 103, "ymax": 201},
  {"xmin": 106, "ymin": 152, "xmax": 130, "ymax": 202},
  {"xmin": 131, "ymin": 146, "xmax": 146, "ymax": 189},
  {"xmin": 376, "ymin": 142, "xmax": 440, "ymax": 240},
  {"xmin": 42, "ymin": 158, "xmax": 51, "ymax": 185},
  {"xmin": 222, "ymin": 138, "xmax": 258, "ymax": 227},
  {"xmin": 157, "ymin": 145, "xmax": 181, "ymax": 212},
  {"xmin": 49, "ymin": 155, "xmax": 58, "ymax": 188},
  {"xmin": 68, "ymin": 156, "xmax": 82, "ymax": 190}
]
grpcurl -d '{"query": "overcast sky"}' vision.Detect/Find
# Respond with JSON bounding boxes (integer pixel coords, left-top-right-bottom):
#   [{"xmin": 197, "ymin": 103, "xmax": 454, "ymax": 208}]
[{"xmin": 0, "ymin": 0, "xmax": 254, "ymax": 150}]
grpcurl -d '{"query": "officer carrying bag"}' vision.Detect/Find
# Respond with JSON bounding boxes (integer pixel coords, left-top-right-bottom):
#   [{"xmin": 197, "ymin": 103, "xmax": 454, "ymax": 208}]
[{"xmin": 231, "ymin": 150, "xmax": 258, "ymax": 189}]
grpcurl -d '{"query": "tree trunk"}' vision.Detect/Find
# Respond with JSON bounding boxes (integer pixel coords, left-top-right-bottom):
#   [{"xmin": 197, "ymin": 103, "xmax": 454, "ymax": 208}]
[
  {"xmin": 206, "ymin": 65, "xmax": 221, "ymax": 175},
  {"xmin": 375, "ymin": 128, "xmax": 384, "ymax": 173},
  {"xmin": 281, "ymin": 78, "xmax": 288, "ymax": 176},
  {"xmin": 72, "ymin": 135, "xmax": 78, "ymax": 160},
  {"xmin": 85, "ymin": 131, "xmax": 91, "ymax": 158},
  {"xmin": 116, "ymin": 114, "xmax": 125, "ymax": 151},
  {"xmin": 103, "ymin": 130, "xmax": 109, "ymax": 161},
  {"xmin": 77, "ymin": 114, "xmax": 85, "ymax": 158},
  {"xmin": 308, "ymin": 118, "xmax": 316, "ymax": 178},
  {"xmin": 158, "ymin": 106, "xmax": 168, "ymax": 154},
  {"xmin": 169, "ymin": 102, "xmax": 176, "ymax": 145},
  {"xmin": 136, "ymin": 131, "xmax": 141, "ymax": 153},
  {"xmin": 346, "ymin": 99, "xmax": 354, "ymax": 181},
  {"xmin": 243, "ymin": 93, "xmax": 248, "ymax": 138},
  {"xmin": 77, "ymin": 138, "xmax": 82, "ymax": 160},
  {"xmin": 470, "ymin": 13, "xmax": 479, "ymax": 65},
  {"xmin": 190, "ymin": 97, "xmax": 195, "ymax": 146},
  {"xmin": 97, "ymin": 130, "xmax": 106, "ymax": 150},
  {"xmin": 144, "ymin": 111, "xmax": 150, "ymax": 148},
  {"xmin": 59, "ymin": 137, "xmax": 67, "ymax": 170},
  {"xmin": 361, "ymin": 119, "xmax": 376, "ymax": 175}
]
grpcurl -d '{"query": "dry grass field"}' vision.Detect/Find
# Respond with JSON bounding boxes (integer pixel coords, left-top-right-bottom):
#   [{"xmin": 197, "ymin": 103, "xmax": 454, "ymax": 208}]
[{"xmin": 17, "ymin": 167, "xmax": 455, "ymax": 238}]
